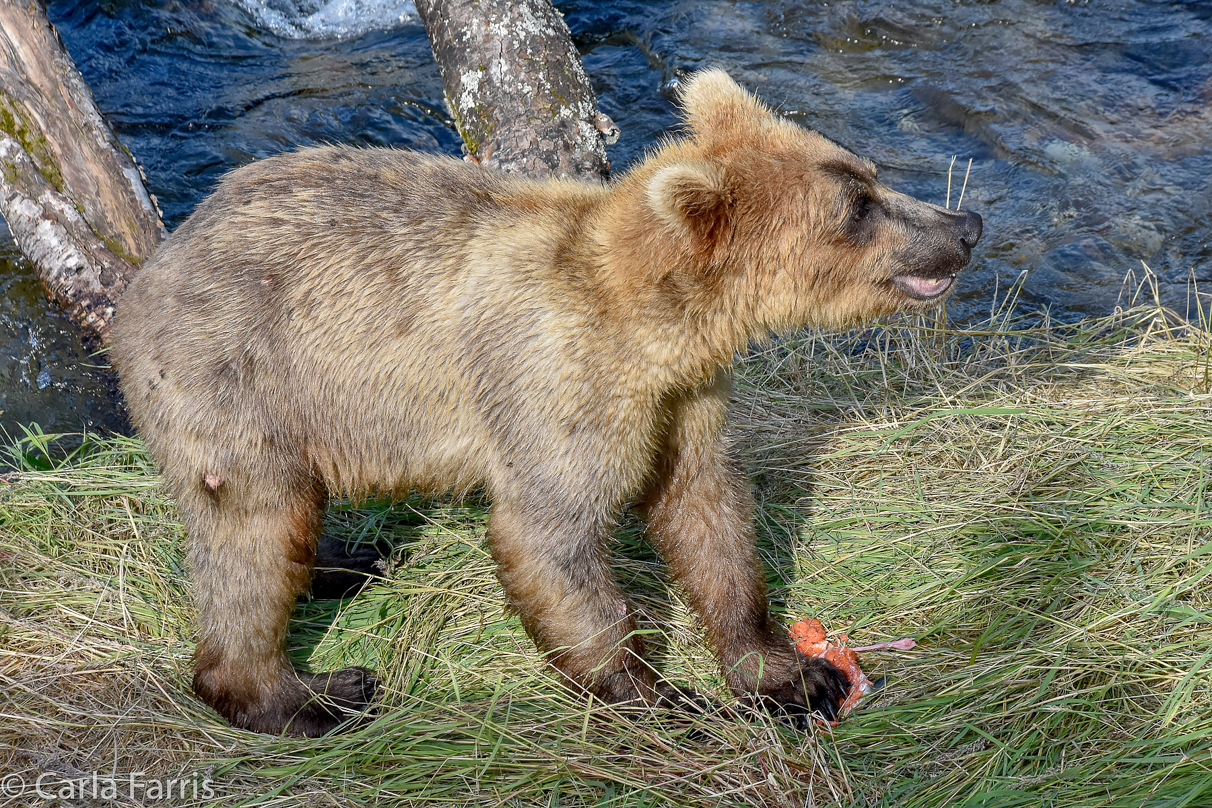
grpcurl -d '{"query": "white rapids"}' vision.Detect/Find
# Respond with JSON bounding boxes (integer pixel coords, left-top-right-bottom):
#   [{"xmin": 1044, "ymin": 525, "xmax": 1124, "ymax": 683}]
[{"xmin": 229, "ymin": 0, "xmax": 417, "ymax": 40}]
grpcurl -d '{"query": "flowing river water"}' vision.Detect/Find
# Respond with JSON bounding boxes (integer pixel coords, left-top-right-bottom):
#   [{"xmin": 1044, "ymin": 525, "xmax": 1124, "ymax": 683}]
[{"xmin": 2, "ymin": 0, "xmax": 1210, "ymax": 435}]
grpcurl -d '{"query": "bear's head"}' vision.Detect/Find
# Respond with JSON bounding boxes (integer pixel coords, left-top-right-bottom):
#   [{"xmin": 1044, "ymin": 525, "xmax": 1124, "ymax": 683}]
[{"xmin": 613, "ymin": 69, "xmax": 981, "ymax": 340}]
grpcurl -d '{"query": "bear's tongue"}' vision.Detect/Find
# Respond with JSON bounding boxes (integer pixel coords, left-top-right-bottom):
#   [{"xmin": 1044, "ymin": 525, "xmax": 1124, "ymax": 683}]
[{"xmin": 893, "ymin": 274, "xmax": 953, "ymax": 300}]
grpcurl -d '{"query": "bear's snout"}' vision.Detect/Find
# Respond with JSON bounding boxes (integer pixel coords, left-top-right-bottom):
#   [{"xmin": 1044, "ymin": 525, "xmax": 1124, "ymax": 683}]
[
  {"xmin": 958, "ymin": 210, "xmax": 982, "ymax": 254},
  {"xmin": 886, "ymin": 206, "xmax": 983, "ymax": 303}
]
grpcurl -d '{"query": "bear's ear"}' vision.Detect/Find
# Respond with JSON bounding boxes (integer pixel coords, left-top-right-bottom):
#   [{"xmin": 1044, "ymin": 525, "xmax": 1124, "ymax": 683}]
[
  {"xmin": 679, "ymin": 69, "xmax": 771, "ymax": 137},
  {"xmin": 646, "ymin": 161, "xmax": 731, "ymax": 244}
]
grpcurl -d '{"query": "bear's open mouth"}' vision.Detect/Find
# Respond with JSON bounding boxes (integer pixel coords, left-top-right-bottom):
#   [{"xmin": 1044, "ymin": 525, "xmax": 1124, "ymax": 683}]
[{"xmin": 892, "ymin": 273, "xmax": 955, "ymax": 301}]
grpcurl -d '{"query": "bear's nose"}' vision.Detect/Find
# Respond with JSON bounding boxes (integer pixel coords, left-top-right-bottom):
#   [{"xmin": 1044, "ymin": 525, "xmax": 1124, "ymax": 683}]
[{"xmin": 960, "ymin": 211, "xmax": 982, "ymax": 251}]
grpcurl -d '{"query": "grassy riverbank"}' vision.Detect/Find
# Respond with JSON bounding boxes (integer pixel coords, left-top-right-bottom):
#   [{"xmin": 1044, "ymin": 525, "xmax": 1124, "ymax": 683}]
[{"xmin": 2, "ymin": 293, "xmax": 1210, "ymax": 807}]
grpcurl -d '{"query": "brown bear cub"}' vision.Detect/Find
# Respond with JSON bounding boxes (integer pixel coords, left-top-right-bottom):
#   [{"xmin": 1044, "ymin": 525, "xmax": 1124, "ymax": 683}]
[{"xmin": 110, "ymin": 70, "xmax": 981, "ymax": 737}]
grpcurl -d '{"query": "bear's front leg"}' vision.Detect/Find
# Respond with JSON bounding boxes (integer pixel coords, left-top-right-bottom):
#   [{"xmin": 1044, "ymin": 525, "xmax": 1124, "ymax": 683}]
[
  {"xmin": 638, "ymin": 373, "xmax": 848, "ymax": 723},
  {"xmin": 487, "ymin": 496, "xmax": 655, "ymax": 706}
]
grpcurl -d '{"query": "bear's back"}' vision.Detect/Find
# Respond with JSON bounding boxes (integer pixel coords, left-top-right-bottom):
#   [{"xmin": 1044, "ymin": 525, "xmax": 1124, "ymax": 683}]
[{"xmin": 110, "ymin": 147, "xmax": 638, "ymax": 500}]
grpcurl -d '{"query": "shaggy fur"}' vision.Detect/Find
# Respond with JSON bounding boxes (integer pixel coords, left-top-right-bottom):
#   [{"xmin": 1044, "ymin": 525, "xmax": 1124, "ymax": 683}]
[{"xmin": 110, "ymin": 70, "xmax": 981, "ymax": 736}]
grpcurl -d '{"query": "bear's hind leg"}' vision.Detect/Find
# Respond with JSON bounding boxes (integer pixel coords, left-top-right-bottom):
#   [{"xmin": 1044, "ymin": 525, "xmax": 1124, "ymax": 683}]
[
  {"xmin": 184, "ymin": 472, "xmax": 378, "ymax": 736},
  {"xmin": 308, "ymin": 534, "xmax": 384, "ymax": 600}
]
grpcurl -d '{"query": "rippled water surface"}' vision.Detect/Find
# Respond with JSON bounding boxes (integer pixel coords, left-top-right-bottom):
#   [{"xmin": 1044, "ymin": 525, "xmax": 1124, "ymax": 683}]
[{"xmin": 2, "ymin": 0, "xmax": 1210, "ymax": 433}]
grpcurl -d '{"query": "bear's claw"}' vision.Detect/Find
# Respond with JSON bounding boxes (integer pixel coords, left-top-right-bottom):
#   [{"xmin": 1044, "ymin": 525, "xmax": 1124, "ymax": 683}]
[
  {"xmin": 281, "ymin": 666, "xmax": 379, "ymax": 737},
  {"xmin": 749, "ymin": 654, "xmax": 851, "ymax": 728}
]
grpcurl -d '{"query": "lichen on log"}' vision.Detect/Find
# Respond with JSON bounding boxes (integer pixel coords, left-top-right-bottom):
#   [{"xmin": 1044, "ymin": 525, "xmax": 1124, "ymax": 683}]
[
  {"xmin": 0, "ymin": 0, "xmax": 164, "ymax": 339},
  {"xmin": 416, "ymin": 0, "xmax": 616, "ymax": 181}
]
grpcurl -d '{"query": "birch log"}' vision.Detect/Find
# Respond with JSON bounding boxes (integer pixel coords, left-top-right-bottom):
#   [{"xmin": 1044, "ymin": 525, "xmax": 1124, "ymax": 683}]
[
  {"xmin": 415, "ymin": 0, "xmax": 618, "ymax": 181},
  {"xmin": 0, "ymin": 0, "xmax": 164, "ymax": 340}
]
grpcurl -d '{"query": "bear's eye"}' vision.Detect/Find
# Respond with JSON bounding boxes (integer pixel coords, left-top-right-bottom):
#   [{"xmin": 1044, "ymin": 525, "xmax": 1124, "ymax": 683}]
[{"xmin": 843, "ymin": 190, "xmax": 881, "ymax": 245}]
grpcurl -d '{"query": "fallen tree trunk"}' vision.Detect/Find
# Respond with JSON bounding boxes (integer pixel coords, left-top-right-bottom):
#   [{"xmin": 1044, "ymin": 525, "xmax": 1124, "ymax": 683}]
[
  {"xmin": 0, "ymin": 0, "xmax": 164, "ymax": 340},
  {"xmin": 416, "ymin": 0, "xmax": 618, "ymax": 181}
]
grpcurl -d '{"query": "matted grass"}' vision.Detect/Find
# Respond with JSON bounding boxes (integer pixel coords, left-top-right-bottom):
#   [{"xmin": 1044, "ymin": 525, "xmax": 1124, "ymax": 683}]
[{"xmin": 2, "ymin": 288, "xmax": 1210, "ymax": 806}]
